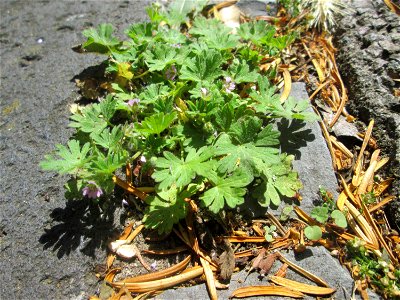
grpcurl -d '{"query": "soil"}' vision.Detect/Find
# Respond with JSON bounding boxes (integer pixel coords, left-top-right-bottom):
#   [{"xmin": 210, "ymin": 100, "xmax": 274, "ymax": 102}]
[
  {"xmin": 0, "ymin": 0, "xmax": 399, "ymax": 299},
  {"xmin": 334, "ymin": 0, "xmax": 400, "ymax": 230}
]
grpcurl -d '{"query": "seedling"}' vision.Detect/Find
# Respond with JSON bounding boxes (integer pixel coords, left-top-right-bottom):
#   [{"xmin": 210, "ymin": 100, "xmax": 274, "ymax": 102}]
[
  {"xmin": 304, "ymin": 187, "xmax": 347, "ymax": 240},
  {"xmin": 264, "ymin": 225, "xmax": 277, "ymax": 242}
]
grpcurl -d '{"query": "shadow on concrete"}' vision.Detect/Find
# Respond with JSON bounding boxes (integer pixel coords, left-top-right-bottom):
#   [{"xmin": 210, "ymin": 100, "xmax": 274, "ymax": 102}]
[
  {"xmin": 39, "ymin": 198, "xmax": 119, "ymax": 259},
  {"xmin": 278, "ymin": 118, "xmax": 315, "ymax": 159}
]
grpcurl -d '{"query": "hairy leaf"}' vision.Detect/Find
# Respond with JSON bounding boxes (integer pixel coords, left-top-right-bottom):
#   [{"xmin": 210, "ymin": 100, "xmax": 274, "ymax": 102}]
[
  {"xmin": 91, "ymin": 126, "xmax": 124, "ymax": 152},
  {"xmin": 69, "ymin": 104, "xmax": 107, "ymax": 135},
  {"xmin": 126, "ymin": 22, "xmax": 155, "ymax": 45},
  {"xmin": 40, "ymin": 140, "xmax": 91, "ymax": 175},
  {"xmin": 162, "ymin": 0, "xmax": 208, "ymax": 28},
  {"xmin": 237, "ymin": 21, "xmax": 276, "ymax": 47},
  {"xmin": 215, "ymin": 133, "xmax": 280, "ymax": 175},
  {"xmin": 143, "ymin": 43, "xmax": 178, "ymax": 71},
  {"xmin": 135, "ymin": 112, "xmax": 176, "ymax": 136},
  {"xmin": 82, "ymin": 24, "xmax": 120, "ymax": 54},
  {"xmin": 180, "ymin": 49, "xmax": 223, "ymax": 83},
  {"xmin": 143, "ymin": 186, "xmax": 188, "ymax": 234},
  {"xmin": 229, "ymin": 116, "xmax": 262, "ymax": 144},
  {"xmin": 311, "ymin": 206, "xmax": 330, "ymax": 223},
  {"xmin": 257, "ymin": 155, "xmax": 302, "ymax": 207},
  {"xmin": 152, "ymin": 147, "xmax": 215, "ymax": 190},
  {"xmin": 227, "ymin": 58, "xmax": 259, "ymax": 83},
  {"xmin": 200, "ymin": 170, "xmax": 253, "ymax": 213}
]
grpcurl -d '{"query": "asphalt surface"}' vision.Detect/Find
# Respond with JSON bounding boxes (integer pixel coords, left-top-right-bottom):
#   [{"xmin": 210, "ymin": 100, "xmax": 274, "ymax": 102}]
[{"xmin": 0, "ymin": 1, "xmax": 151, "ymax": 298}]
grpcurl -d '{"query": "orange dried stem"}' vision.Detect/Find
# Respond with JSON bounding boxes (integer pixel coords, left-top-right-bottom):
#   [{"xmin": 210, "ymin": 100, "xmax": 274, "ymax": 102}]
[{"xmin": 113, "ymin": 175, "xmax": 148, "ymax": 201}]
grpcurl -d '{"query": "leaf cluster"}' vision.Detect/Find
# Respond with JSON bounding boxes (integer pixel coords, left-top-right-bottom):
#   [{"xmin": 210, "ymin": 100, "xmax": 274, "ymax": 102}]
[{"xmin": 41, "ymin": 0, "xmax": 317, "ymax": 234}]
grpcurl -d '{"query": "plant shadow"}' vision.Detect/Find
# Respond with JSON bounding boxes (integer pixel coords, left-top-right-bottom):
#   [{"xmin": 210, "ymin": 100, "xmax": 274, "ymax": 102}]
[
  {"xmin": 277, "ymin": 118, "xmax": 315, "ymax": 159},
  {"xmin": 39, "ymin": 197, "xmax": 120, "ymax": 259}
]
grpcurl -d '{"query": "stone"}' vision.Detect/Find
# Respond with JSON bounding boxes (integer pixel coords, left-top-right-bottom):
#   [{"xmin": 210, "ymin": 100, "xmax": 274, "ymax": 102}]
[{"xmin": 236, "ymin": 0, "xmax": 277, "ymax": 17}]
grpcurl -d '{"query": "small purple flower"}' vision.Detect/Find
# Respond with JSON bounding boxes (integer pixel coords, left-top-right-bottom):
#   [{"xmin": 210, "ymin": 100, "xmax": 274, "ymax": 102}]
[
  {"xmin": 82, "ymin": 181, "xmax": 103, "ymax": 199},
  {"xmin": 122, "ymin": 199, "xmax": 129, "ymax": 207},
  {"xmin": 200, "ymin": 87, "xmax": 208, "ymax": 97},
  {"xmin": 224, "ymin": 76, "xmax": 236, "ymax": 93},
  {"xmin": 127, "ymin": 98, "xmax": 140, "ymax": 107},
  {"xmin": 165, "ymin": 65, "xmax": 177, "ymax": 81},
  {"xmin": 171, "ymin": 43, "xmax": 181, "ymax": 49},
  {"xmin": 150, "ymin": 261, "xmax": 157, "ymax": 271}
]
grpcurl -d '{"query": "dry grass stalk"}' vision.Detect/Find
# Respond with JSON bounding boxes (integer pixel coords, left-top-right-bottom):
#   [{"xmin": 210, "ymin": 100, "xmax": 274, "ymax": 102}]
[
  {"xmin": 357, "ymin": 149, "xmax": 380, "ymax": 195},
  {"xmin": 110, "ymin": 266, "xmax": 204, "ymax": 293},
  {"xmin": 368, "ymin": 195, "xmax": 396, "ymax": 213},
  {"xmin": 314, "ymin": 108, "xmax": 338, "ymax": 169},
  {"xmin": 200, "ymin": 256, "xmax": 218, "ymax": 300},
  {"xmin": 113, "ymin": 175, "xmax": 147, "ymax": 201},
  {"xmin": 345, "ymin": 199, "xmax": 379, "ymax": 247},
  {"xmin": 269, "ymin": 276, "xmax": 336, "ymax": 296},
  {"xmin": 277, "ymin": 253, "xmax": 329, "ymax": 287},
  {"xmin": 280, "ymin": 68, "xmax": 292, "ymax": 102},
  {"xmin": 121, "ymin": 255, "xmax": 192, "ymax": 284},
  {"xmin": 142, "ymin": 246, "xmax": 188, "ymax": 255},
  {"xmin": 360, "ymin": 201, "xmax": 398, "ymax": 266},
  {"xmin": 330, "ymin": 135, "xmax": 353, "ymax": 158},
  {"xmin": 230, "ymin": 285, "xmax": 304, "ymax": 298},
  {"xmin": 353, "ymin": 120, "xmax": 375, "ymax": 184}
]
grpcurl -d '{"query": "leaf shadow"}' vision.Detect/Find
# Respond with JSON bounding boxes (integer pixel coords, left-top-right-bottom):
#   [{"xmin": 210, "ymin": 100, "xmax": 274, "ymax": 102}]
[
  {"xmin": 39, "ymin": 198, "xmax": 120, "ymax": 259},
  {"xmin": 277, "ymin": 119, "xmax": 315, "ymax": 159}
]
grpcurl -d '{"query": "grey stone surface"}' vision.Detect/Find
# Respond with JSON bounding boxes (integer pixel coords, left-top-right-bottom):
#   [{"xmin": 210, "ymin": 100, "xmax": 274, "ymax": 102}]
[
  {"xmin": 283, "ymin": 83, "xmax": 339, "ymax": 212},
  {"xmin": 209, "ymin": 0, "xmax": 277, "ymax": 17},
  {"xmin": 237, "ymin": 0, "xmax": 277, "ymax": 17},
  {"xmin": 0, "ymin": 1, "xmax": 152, "ymax": 299}
]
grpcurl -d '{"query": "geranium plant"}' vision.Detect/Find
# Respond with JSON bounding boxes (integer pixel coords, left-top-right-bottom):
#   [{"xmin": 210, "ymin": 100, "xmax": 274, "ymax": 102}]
[{"xmin": 41, "ymin": 1, "xmax": 317, "ymax": 234}]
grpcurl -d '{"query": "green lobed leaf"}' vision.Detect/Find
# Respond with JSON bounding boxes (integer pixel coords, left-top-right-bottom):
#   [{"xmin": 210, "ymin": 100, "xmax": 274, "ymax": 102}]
[
  {"xmin": 40, "ymin": 140, "xmax": 91, "ymax": 175},
  {"xmin": 143, "ymin": 43, "xmax": 178, "ymax": 71},
  {"xmin": 200, "ymin": 169, "xmax": 253, "ymax": 213},
  {"xmin": 311, "ymin": 206, "xmax": 330, "ymax": 223},
  {"xmin": 256, "ymin": 155, "xmax": 302, "ymax": 207},
  {"xmin": 162, "ymin": 0, "xmax": 208, "ymax": 28},
  {"xmin": 91, "ymin": 150, "xmax": 127, "ymax": 176},
  {"xmin": 228, "ymin": 115, "xmax": 262, "ymax": 144},
  {"xmin": 227, "ymin": 58, "xmax": 259, "ymax": 83},
  {"xmin": 215, "ymin": 133, "xmax": 280, "ymax": 175},
  {"xmin": 180, "ymin": 49, "xmax": 223, "ymax": 83},
  {"xmin": 139, "ymin": 83, "xmax": 170, "ymax": 105},
  {"xmin": 69, "ymin": 104, "xmax": 107, "ymax": 135},
  {"xmin": 152, "ymin": 147, "xmax": 216, "ymax": 190},
  {"xmin": 214, "ymin": 102, "xmax": 234, "ymax": 132},
  {"xmin": 91, "ymin": 126, "xmax": 124, "ymax": 152},
  {"xmin": 126, "ymin": 22, "xmax": 155, "ymax": 45},
  {"xmin": 237, "ymin": 21, "xmax": 276, "ymax": 47},
  {"xmin": 143, "ymin": 185, "xmax": 188, "ymax": 234},
  {"xmin": 135, "ymin": 112, "xmax": 176, "ymax": 136},
  {"xmin": 82, "ymin": 23, "xmax": 121, "ymax": 54}
]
